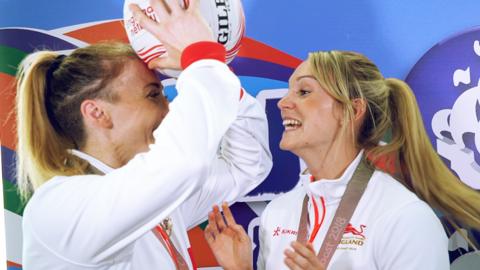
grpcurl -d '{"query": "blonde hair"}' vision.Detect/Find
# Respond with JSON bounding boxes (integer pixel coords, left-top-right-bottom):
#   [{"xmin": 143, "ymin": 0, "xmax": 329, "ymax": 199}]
[
  {"xmin": 16, "ymin": 42, "xmax": 137, "ymax": 201},
  {"xmin": 308, "ymin": 50, "xmax": 480, "ymax": 232}
]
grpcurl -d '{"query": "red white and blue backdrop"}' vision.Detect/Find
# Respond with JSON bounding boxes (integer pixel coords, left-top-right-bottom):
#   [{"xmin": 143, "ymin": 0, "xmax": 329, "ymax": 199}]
[{"xmin": 1, "ymin": 0, "xmax": 479, "ymax": 269}]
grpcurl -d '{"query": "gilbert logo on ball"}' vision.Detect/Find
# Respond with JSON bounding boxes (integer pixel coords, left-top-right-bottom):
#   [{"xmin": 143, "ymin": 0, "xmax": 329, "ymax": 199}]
[{"xmin": 123, "ymin": 0, "xmax": 245, "ymax": 77}]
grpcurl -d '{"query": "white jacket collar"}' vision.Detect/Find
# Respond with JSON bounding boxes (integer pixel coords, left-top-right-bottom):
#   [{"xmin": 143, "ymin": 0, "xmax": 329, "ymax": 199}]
[
  {"xmin": 301, "ymin": 150, "xmax": 364, "ymax": 204},
  {"xmin": 69, "ymin": 149, "xmax": 114, "ymax": 174}
]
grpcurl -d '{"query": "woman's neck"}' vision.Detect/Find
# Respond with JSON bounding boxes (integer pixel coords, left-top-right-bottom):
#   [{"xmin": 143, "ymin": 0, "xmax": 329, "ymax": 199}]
[
  {"xmin": 301, "ymin": 145, "xmax": 361, "ymax": 181},
  {"xmin": 81, "ymin": 141, "xmax": 125, "ymax": 169}
]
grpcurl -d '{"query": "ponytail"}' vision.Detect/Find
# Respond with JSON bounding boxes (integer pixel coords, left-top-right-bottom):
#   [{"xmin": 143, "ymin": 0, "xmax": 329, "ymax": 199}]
[
  {"xmin": 384, "ymin": 78, "xmax": 480, "ymax": 229},
  {"xmin": 16, "ymin": 52, "xmax": 88, "ymax": 201}
]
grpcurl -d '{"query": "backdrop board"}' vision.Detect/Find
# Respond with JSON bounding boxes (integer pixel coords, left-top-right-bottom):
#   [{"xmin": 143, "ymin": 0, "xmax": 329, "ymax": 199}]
[{"xmin": 0, "ymin": 0, "xmax": 479, "ymax": 269}]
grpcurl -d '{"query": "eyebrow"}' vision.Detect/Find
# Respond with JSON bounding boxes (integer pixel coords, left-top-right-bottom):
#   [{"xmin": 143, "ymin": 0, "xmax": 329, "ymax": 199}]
[
  {"xmin": 296, "ymin": 75, "xmax": 317, "ymax": 82},
  {"xmin": 143, "ymin": 82, "xmax": 162, "ymax": 91}
]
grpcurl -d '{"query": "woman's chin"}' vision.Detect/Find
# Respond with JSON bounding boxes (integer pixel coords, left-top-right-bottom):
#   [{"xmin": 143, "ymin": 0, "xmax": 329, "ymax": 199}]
[{"xmin": 279, "ymin": 139, "xmax": 294, "ymax": 151}]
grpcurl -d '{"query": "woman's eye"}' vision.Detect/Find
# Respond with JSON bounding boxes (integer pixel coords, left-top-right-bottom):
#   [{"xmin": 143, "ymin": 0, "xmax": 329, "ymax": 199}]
[
  {"xmin": 298, "ymin": 89, "xmax": 310, "ymax": 96},
  {"xmin": 148, "ymin": 91, "xmax": 161, "ymax": 98}
]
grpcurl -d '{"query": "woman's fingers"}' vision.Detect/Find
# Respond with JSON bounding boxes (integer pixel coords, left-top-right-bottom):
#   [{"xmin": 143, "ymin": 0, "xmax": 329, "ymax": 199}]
[
  {"xmin": 132, "ymin": 0, "xmax": 214, "ymax": 70},
  {"xmin": 150, "ymin": 0, "xmax": 170, "ymax": 19},
  {"xmin": 186, "ymin": 0, "xmax": 199, "ymax": 11},
  {"xmin": 284, "ymin": 256, "xmax": 301, "ymax": 270},
  {"xmin": 285, "ymin": 247, "xmax": 309, "ymax": 269},
  {"xmin": 130, "ymin": 4, "xmax": 160, "ymax": 35},
  {"xmin": 284, "ymin": 242, "xmax": 324, "ymax": 269},
  {"xmin": 210, "ymin": 203, "xmax": 250, "ymax": 241},
  {"xmin": 204, "ymin": 223, "xmax": 215, "ymax": 243},
  {"xmin": 221, "ymin": 202, "xmax": 237, "ymax": 226},
  {"xmin": 305, "ymin": 242, "xmax": 316, "ymax": 253},
  {"xmin": 207, "ymin": 211, "xmax": 220, "ymax": 235},
  {"xmin": 213, "ymin": 205, "xmax": 227, "ymax": 231},
  {"xmin": 163, "ymin": 0, "xmax": 183, "ymax": 14},
  {"xmin": 231, "ymin": 224, "xmax": 247, "ymax": 240},
  {"xmin": 292, "ymin": 241, "xmax": 321, "ymax": 267},
  {"xmin": 290, "ymin": 242, "xmax": 314, "ymax": 259},
  {"xmin": 148, "ymin": 55, "xmax": 179, "ymax": 70}
]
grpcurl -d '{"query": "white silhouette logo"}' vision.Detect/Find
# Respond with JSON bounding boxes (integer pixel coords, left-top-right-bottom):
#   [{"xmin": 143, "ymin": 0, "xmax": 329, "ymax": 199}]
[{"xmin": 431, "ymin": 40, "xmax": 480, "ymax": 189}]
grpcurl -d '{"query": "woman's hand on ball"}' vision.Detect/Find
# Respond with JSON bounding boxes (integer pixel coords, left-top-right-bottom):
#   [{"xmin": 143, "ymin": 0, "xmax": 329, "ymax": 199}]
[{"xmin": 130, "ymin": 0, "xmax": 214, "ymax": 70}]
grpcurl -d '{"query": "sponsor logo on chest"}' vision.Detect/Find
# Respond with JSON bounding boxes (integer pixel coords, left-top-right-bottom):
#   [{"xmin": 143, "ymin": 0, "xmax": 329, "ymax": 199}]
[
  {"xmin": 271, "ymin": 223, "xmax": 367, "ymax": 250},
  {"xmin": 272, "ymin": 226, "xmax": 298, "ymax": 237}
]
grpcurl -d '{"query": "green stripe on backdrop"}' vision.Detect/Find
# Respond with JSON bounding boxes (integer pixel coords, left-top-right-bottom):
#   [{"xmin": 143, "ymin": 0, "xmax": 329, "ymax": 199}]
[
  {"xmin": 199, "ymin": 220, "xmax": 208, "ymax": 230},
  {"xmin": 3, "ymin": 179, "xmax": 25, "ymax": 216},
  {"xmin": 0, "ymin": 46, "xmax": 27, "ymax": 76}
]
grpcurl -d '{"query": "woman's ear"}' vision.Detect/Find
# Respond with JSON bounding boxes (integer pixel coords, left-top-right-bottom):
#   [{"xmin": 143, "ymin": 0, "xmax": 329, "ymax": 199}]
[
  {"xmin": 352, "ymin": 98, "xmax": 367, "ymax": 122},
  {"xmin": 80, "ymin": 99, "xmax": 113, "ymax": 129}
]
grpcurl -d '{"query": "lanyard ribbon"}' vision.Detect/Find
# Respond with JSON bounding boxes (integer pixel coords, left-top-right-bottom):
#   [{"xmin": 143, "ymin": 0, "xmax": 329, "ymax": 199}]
[
  {"xmin": 84, "ymin": 163, "xmax": 194, "ymax": 269},
  {"xmin": 153, "ymin": 225, "xmax": 190, "ymax": 270},
  {"xmin": 296, "ymin": 157, "xmax": 374, "ymax": 268}
]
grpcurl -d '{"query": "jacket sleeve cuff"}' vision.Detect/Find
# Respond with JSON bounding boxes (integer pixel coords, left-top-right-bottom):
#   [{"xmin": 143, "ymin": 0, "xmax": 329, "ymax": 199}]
[{"xmin": 181, "ymin": 41, "xmax": 226, "ymax": 69}]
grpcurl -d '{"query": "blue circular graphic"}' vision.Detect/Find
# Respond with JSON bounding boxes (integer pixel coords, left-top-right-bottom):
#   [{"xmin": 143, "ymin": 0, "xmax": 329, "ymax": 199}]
[
  {"xmin": 405, "ymin": 26, "xmax": 480, "ymax": 264},
  {"xmin": 406, "ymin": 26, "xmax": 480, "ymax": 189}
]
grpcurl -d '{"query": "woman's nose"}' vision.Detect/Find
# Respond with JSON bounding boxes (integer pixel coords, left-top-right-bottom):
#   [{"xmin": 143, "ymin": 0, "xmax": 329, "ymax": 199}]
[{"xmin": 277, "ymin": 94, "xmax": 294, "ymax": 110}]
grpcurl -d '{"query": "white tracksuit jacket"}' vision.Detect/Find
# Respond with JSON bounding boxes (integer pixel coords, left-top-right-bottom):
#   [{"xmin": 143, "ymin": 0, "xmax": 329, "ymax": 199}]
[
  {"xmin": 258, "ymin": 152, "xmax": 449, "ymax": 270},
  {"xmin": 22, "ymin": 59, "xmax": 272, "ymax": 269}
]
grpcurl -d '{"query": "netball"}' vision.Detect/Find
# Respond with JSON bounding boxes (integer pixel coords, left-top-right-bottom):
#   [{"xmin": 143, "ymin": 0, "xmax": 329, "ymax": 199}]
[{"xmin": 123, "ymin": 0, "xmax": 245, "ymax": 77}]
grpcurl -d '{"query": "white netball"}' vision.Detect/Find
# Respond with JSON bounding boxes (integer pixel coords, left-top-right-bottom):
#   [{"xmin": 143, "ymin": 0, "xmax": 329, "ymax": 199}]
[{"xmin": 123, "ymin": 0, "xmax": 245, "ymax": 77}]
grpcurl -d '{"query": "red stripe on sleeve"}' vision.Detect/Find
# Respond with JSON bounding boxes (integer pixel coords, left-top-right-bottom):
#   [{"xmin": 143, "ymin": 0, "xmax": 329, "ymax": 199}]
[{"xmin": 181, "ymin": 41, "xmax": 226, "ymax": 69}]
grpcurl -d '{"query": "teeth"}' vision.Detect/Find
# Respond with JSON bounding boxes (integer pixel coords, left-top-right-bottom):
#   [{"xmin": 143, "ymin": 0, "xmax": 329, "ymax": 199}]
[{"xmin": 282, "ymin": 119, "xmax": 302, "ymax": 128}]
